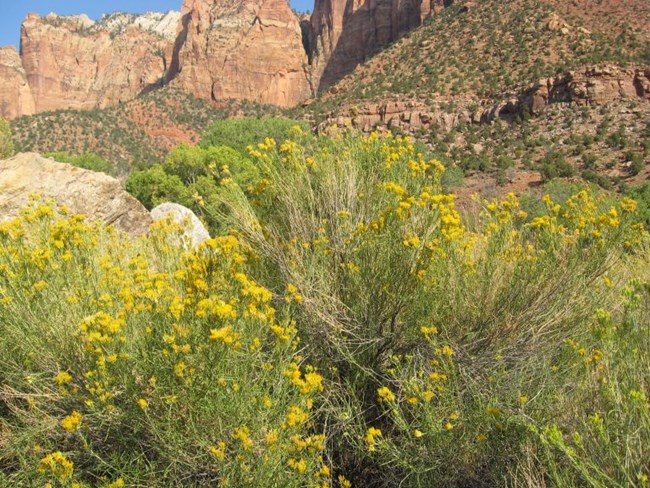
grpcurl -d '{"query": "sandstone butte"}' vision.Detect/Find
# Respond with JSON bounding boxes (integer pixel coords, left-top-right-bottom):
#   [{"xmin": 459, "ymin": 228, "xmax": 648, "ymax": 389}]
[{"xmin": 0, "ymin": 0, "xmax": 442, "ymax": 119}]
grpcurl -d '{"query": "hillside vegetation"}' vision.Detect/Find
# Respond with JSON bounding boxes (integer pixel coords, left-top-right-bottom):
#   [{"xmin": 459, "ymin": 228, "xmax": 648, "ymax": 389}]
[
  {"xmin": 10, "ymin": 88, "xmax": 283, "ymax": 171},
  {"xmin": 311, "ymin": 0, "xmax": 649, "ymax": 110},
  {"xmin": 1, "ymin": 129, "xmax": 649, "ymax": 487}
]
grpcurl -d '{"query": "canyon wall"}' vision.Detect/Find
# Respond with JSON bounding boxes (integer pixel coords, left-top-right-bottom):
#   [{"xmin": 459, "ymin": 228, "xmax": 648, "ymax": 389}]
[
  {"xmin": 309, "ymin": 0, "xmax": 448, "ymax": 91},
  {"xmin": 167, "ymin": 0, "xmax": 311, "ymax": 107},
  {"xmin": 19, "ymin": 12, "xmax": 178, "ymax": 113},
  {"xmin": 0, "ymin": 47, "xmax": 35, "ymax": 119},
  {"xmin": 0, "ymin": 0, "xmax": 450, "ymax": 119}
]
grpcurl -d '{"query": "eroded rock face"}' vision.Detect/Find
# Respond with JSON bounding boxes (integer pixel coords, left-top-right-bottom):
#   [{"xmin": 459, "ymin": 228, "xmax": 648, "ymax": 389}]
[
  {"xmin": 168, "ymin": 0, "xmax": 311, "ymax": 107},
  {"xmin": 20, "ymin": 12, "xmax": 178, "ymax": 113},
  {"xmin": 309, "ymin": 0, "xmax": 448, "ymax": 91},
  {"xmin": 523, "ymin": 65, "xmax": 650, "ymax": 114},
  {"xmin": 0, "ymin": 153, "xmax": 152, "ymax": 235},
  {"xmin": 0, "ymin": 47, "xmax": 36, "ymax": 119},
  {"xmin": 322, "ymin": 65, "xmax": 650, "ymax": 136}
]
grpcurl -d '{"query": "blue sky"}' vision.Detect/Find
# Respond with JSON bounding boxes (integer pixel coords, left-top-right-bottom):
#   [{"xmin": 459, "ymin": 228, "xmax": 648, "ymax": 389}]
[{"xmin": 0, "ymin": 0, "xmax": 313, "ymax": 48}]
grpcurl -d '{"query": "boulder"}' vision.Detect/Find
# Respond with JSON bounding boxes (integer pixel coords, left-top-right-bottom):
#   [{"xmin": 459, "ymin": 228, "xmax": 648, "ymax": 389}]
[
  {"xmin": 0, "ymin": 153, "xmax": 152, "ymax": 234},
  {"xmin": 150, "ymin": 202, "xmax": 210, "ymax": 248}
]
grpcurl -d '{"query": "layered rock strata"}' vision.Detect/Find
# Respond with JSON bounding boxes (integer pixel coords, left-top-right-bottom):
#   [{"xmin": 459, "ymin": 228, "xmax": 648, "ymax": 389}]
[{"xmin": 321, "ymin": 65, "xmax": 650, "ymax": 135}]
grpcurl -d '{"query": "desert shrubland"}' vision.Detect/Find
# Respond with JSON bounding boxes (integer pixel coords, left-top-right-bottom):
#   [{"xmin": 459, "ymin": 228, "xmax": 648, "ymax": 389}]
[{"xmin": 1, "ymin": 129, "xmax": 649, "ymax": 487}]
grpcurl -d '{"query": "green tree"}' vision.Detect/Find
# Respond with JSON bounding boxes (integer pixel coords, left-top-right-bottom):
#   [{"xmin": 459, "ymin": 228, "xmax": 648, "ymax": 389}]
[{"xmin": 125, "ymin": 165, "xmax": 192, "ymax": 210}]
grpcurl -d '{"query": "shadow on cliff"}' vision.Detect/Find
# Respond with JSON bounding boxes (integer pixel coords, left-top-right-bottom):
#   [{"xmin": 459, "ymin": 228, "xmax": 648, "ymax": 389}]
[
  {"xmin": 313, "ymin": 0, "xmax": 453, "ymax": 93},
  {"xmin": 165, "ymin": 11, "xmax": 192, "ymax": 86}
]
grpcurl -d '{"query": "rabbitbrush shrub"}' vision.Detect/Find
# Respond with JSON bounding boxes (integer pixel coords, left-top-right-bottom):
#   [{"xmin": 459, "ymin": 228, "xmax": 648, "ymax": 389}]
[
  {"xmin": 215, "ymin": 127, "xmax": 650, "ymax": 486},
  {"xmin": 1, "ymin": 129, "xmax": 649, "ymax": 487},
  {"xmin": 0, "ymin": 198, "xmax": 327, "ymax": 487}
]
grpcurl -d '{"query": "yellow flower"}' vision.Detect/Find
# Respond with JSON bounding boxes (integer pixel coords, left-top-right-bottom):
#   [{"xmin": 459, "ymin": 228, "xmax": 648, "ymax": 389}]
[
  {"xmin": 338, "ymin": 475, "xmax": 352, "ymax": 488},
  {"xmin": 39, "ymin": 452, "xmax": 74, "ymax": 481},
  {"xmin": 61, "ymin": 410, "xmax": 83, "ymax": 432},
  {"xmin": 440, "ymin": 345, "xmax": 453, "ymax": 357},
  {"xmin": 33, "ymin": 280, "xmax": 48, "ymax": 291},
  {"xmin": 365, "ymin": 427, "xmax": 382, "ymax": 451},
  {"xmin": 55, "ymin": 371, "xmax": 73, "ymax": 385},
  {"xmin": 413, "ymin": 429, "xmax": 424, "ymax": 438},
  {"xmin": 288, "ymin": 457, "xmax": 307, "ymax": 473},
  {"xmin": 209, "ymin": 442, "xmax": 227, "ymax": 460},
  {"xmin": 377, "ymin": 386, "xmax": 395, "ymax": 402},
  {"xmin": 107, "ymin": 479, "xmax": 125, "ymax": 488},
  {"xmin": 620, "ymin": 197, "xmax": 637, "ymax": 213},
  {"xmin": 265, "ymin": 430, "xmax": 279, "ymax": 445},
  {"xmin": 137, "ymin": 398, "xmax": 149, "ymax": 410},
  {"xmin": 232, "ymin": 426, "xmax": 254, "ymax": 450}
]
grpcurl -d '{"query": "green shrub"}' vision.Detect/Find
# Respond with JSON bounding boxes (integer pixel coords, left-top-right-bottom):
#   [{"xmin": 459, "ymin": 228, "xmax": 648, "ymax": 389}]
[
  {"xmin": 200, "ymin": 118, "xmax": 309, "ymax": 156},
  {"xmin": 0, "ymin": 116, "xmax": 14, "ymax": 158},
  {"xmin": 215, "ymin": 128, "xmax": 648, "ymax": 486},
  {"xmin": 0, "ymin": 200, "xmax": 326, "ymax": 487},
  {"xmin": 46, "ymin": 152, "xmax": 113, "ymax": 175}
]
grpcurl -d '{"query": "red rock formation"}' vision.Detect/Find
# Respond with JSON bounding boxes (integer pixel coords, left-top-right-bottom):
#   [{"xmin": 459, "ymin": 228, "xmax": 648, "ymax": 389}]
[
  {"xmin": 321, "ymin": 65, "xmax": 650, "ymax": 135},
  {"xmin": 168, "ymin": 0, "xmax": 311, "ymax": 107},
  {"xmin": 524, "ymin": 65, "xmax": 650, "ymax": 114},
  {"xmin": 309, "ymin": 0, "xmax": 448, "ymax": 91},
  {"xmin": 0, "ymin": 47, "xmax": 35, "ymax": 119},
  {"xmin": 20, "ymin": 12, "xmax": 177, "ymax": 113}
]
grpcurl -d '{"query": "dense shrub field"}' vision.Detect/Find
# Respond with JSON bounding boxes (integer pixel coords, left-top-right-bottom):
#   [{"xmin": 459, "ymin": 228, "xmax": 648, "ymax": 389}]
[{"xmin": 1, "ymin": 128, "xmax": 649, "ymax": 487}]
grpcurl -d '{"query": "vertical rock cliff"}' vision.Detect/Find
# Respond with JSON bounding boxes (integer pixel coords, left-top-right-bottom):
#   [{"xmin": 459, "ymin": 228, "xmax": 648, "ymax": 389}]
[
  {"xmin": 20, "ymin": 12, "xmax": 178, "ymax": 113},
  {"xmin": 0, "ymin": 47, "xmax": 35, "ymax": 119},
  {"xmin": 309, "ymin": 0, "xmax": 448, "ymax": 91},
  {"xmin": 168, "ymin": 0, "xmax": 312, "ymax": 107}
]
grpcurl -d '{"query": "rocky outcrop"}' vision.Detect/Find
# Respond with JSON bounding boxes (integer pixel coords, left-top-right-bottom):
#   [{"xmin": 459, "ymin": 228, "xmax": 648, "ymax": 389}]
[
  {"xmin": 309, "ymin": 0, "xmax": 451, "ymax": 91},
  {"xmin": 523, "ymin": 65, "xmax": 650, "ymax": 114},
  {"xmin": 0, "ymin": 47, "xmax": 35, "ymax": 119},
  {"xmin": 0, "ymin": 153, "xmax": 152, "ymax": 235},
  {"xmin": 319, "ymin": 99, "xmax": 481, "ymax": 134},
  {"xmin": 168, "ymin": 0, "xmax": 311, "ymax": 107},
  {"xmin": 151, "ymin": 202, "xmax": 210, "ymax": 247},
  {"xmin": 19, "ymin": 12, "xmax": 178, "ymax": 113},
  {"xmin": 322, "ymin": 65, "xmax": 650, "ymax": 135}
]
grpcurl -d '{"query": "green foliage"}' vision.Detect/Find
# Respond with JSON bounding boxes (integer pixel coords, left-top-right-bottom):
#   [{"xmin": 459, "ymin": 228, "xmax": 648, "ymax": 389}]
[
  {"xmin": 46, "ymin": 152, "xmax": 113, "ymax": 175},
  {"xmin": 125, "ymin": 165, "xmax": 192, "ymax": 210},
  {"xmin": 163, "ymin": 143, "xmax": 258, "ymax": 188},
  {"xmin": 126, "ymin": 143, "xmax": 261, "ymax": 233},
  {"xmin": 623, "ymin": 181, "xmax": 650, "ymax": 226},
  {"xmin": 200, "ymin": 117, "xmax": 309, "ymax": 155},
  {"xmin": 0, "ymin": 116, "xmax": 14, "ymax": 158}
]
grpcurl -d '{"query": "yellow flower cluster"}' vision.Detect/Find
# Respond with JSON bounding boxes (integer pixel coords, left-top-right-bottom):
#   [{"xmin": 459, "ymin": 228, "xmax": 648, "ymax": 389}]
[{"xmin": 38, "ymin": 451, "xmax": 74, "ymax": 481}]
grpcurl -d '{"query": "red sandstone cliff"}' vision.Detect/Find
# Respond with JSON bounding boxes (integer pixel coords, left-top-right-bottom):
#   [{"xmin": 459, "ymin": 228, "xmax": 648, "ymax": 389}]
[
  {"xmin": 0, "ymin": 0, "xmax": 447, "ymax": 119},
  {"xmin": 19, "ymin": 12, "xmax": 177, "ymax": 113},
  {"xmin": 0, "ymin": 47, "xmax": 35, "ymax": 119},
  {"xmin": 168, "ymin": 0, "xmax": 311, "ymax": 107},
  {"xmin": 309, "ymin": 0, "xmax": 448, "ymax": 91}
]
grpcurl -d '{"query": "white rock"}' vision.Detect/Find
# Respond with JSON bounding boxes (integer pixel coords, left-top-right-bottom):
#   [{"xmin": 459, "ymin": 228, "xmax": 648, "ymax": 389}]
[{"xmin": 150, "ymin": 202, "xmax": 211, "ymax": 248}]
